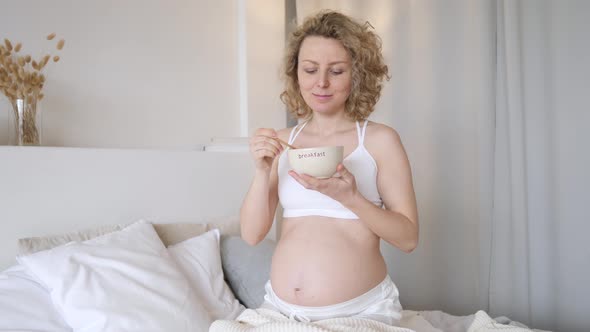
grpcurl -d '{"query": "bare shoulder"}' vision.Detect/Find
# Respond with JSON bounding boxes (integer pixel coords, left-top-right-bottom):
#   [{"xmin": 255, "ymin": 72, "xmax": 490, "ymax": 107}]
[
  {"xmin": 364, "ymin": 122, "xmax": 408, "ymax": 167},
  {"xmin": 365, "ymin": 122, "xmax": 403, "ymax": 150}
]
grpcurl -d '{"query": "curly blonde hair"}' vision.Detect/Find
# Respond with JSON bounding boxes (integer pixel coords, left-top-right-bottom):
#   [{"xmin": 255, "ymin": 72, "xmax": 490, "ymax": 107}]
[{"xmin": 280, "ymin": 10, "xmax": 390, "ymax": 121}]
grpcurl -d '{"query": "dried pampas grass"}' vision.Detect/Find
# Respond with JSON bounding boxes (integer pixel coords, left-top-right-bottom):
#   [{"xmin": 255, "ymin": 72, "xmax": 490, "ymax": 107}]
[
  {"xmin": 0, "ymin": 33, "xmax": 65, "ymax": 104},
  {"xmin": 1, "ymin": 33, "xmax": 66, "ymax": 145}
]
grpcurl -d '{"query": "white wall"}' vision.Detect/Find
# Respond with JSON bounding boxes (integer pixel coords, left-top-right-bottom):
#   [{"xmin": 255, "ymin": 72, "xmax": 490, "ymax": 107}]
[
  {"xmin": 245, "ymin": 0, "xmax": 286, "ymax": 136},
  {"xmin": 0, "ymin": 0, "xmax": 287, "ymax": 149},
  {"xmin": 0, "ymin": 146, "xmax": 256, "ymax": 270}
]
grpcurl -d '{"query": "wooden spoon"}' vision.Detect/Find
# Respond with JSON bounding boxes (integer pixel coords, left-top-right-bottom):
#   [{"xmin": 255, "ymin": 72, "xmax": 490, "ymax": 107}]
[{"xmin": 273, "ymin": 137, "xmax": 297, "ymax": 150}]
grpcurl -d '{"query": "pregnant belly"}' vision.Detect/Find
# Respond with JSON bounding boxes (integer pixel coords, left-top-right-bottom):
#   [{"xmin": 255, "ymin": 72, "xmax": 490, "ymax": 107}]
[{"xmin": 269, "ymin": 217, "xmax": 387, "ymax": 306}]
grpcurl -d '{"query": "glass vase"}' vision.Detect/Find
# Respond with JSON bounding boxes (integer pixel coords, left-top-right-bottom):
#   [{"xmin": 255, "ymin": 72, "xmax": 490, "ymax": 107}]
[{"xmin": 9, "ymin": 96, "xmax": 41, "ymax": 146}]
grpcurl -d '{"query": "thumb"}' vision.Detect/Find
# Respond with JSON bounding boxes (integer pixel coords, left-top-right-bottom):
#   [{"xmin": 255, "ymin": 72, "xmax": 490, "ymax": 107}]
[{"xmin": 336, "ymin": 163, "xmax": 354, "ymax": 181}]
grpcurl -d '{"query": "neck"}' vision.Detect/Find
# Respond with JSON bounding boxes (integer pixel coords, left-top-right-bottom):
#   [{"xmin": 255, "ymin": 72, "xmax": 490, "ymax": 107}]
[{"xmin": 306, "ymin": 113, "xmax": 355, "ymax": 137}]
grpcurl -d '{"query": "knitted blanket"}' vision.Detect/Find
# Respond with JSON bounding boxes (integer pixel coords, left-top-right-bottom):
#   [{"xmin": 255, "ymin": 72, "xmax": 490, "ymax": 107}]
[{"xmin": 209, "ymin": 308, "xmax": 539, "ymax": 332}]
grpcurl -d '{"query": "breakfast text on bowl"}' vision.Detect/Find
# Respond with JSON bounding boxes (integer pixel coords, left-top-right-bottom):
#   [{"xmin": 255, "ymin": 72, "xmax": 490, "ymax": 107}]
[{"xmin": 298, "ymin": 152, "xmax": 327, "ymax": 159}]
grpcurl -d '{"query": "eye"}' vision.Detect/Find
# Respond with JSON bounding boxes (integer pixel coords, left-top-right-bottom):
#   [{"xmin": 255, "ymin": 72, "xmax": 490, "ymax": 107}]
[
  {"xmin": 330, "ymin": 69, "xmax": 344, "ymax": 75},
  {"xmin": 303, "ymin": 68, "xmax": 317, "ymax": 74}
]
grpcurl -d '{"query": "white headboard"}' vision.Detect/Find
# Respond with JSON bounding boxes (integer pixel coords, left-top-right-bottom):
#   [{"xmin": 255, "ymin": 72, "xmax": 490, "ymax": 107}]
[{"xmin": 0, "ymin": 146, "xmax": 256, "ymax": 270}]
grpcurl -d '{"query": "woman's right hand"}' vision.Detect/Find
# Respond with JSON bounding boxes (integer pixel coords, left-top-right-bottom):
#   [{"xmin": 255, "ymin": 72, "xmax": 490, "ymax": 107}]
[{"xmin": 249, "ymin": 128, "xmax": 284, "ymax": 171}]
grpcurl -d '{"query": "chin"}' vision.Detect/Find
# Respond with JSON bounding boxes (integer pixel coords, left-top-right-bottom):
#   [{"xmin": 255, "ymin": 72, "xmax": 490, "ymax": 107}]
[{"xmin": 307, "ymin": 101, "xmax": 336, "ymax": 112}]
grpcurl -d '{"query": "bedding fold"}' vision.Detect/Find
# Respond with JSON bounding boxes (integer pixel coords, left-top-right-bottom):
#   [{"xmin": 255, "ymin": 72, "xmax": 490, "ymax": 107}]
[{"xmin": 209, "ymin": 308, "xmax": 542, "ymax": 332}]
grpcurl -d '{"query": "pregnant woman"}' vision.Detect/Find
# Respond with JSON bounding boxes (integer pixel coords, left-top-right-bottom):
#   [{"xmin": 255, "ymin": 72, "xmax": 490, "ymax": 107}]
[{"xmin": 240, "ymin": 10, "xmax": 419, "ymax": 326}]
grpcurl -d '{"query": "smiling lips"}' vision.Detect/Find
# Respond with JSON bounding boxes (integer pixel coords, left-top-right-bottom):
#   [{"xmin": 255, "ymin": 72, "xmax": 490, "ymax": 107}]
[{"xmin": 313, "ymin": 93, "xmax": 333, "ymax": 101}]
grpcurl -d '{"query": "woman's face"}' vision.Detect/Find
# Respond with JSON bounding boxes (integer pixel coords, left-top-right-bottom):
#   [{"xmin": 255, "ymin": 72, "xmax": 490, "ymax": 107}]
[{"xmin": 297, "ymin": 36, "xmax": 352, "ymax": 116}]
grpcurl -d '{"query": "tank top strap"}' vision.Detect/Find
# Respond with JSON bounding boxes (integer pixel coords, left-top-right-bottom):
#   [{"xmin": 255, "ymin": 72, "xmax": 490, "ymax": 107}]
[
  {"xmin": 288, "ymin": 121, "xmax": 308, "ymax": 145},
  {"xmin": 358, "ymin": 120, "xmax": 369, "ymax": 145},
  {"xmin": 355, "ymin": 121, "xmax": 362, "ymax": 144}
]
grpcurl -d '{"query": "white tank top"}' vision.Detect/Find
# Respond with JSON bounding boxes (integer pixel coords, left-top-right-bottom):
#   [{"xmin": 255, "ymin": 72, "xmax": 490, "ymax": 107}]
[{"xmin": 278, "ymin": 120, "xmax": 383, "ymax": 219}]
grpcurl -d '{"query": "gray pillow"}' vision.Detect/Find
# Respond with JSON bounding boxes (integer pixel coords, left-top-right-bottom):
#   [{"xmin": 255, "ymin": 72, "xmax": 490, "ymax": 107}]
[{"xmin": 220, "ymin": 236, "xmax": 276, "ymax": 309}]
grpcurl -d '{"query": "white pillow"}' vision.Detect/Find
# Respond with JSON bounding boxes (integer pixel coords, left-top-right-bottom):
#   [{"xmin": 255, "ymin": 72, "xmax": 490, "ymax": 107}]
[
  {"xmin": 0, "ymin": 265, "xmax": 70, "ymax": 331},
  {"xmin": 17, "ymin": 221, "xmax": 212, "ymax": 332},
  {"xmin": 168, "ymin": 228, "xmax": 245, "ymax": 320}
]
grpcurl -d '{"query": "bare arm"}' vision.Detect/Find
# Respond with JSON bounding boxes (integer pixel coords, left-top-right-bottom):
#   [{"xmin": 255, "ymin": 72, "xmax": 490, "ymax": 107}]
[
  {"xmin": 240, "ymin": 162, "xmax": 280, "ymax": 245},
  {"xmin": 346, "ymin": 125, "xmax": 419, "ymax": 252},
  {"xmin": 240, "ymin": 128, "xmax": 286, "ymax": 245}
]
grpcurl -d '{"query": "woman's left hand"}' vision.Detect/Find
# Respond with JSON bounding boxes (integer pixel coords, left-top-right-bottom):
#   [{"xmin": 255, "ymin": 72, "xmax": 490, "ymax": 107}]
[{"xmin": 288, "ymin": 163, "xmax": 358, "ymax": 206}]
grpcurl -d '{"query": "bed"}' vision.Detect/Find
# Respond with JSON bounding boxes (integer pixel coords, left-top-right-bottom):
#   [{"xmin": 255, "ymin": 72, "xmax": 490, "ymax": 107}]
[{"xmin": 0, "ymin": 146, "xmax": 548, "ymax": 332}]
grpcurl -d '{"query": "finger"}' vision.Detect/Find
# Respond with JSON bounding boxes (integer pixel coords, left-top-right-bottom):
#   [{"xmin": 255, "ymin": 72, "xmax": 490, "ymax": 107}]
[
  {"xmin": 292, "ymin": 171, "xmax": 324, "ymax": 190},
  {"xmin": 254, "ymin": 128, "xmax": 278, "ymax": 138},
  {"xmin": 254, "ymin": 146, "xmax": 281, "ymax": 158},
  {"xmin": 251, "ymin": 137, "xmax": 282, "ymax": 154},
  {"xmin": 288, "ymin": 171, "xmax": 312, "ymax": 189},
  {"xmin": 253, "ymin": 138, "xmax": 281, "ymax": 151},
  {"xmin": 298, "ymin": 172, "xmax": 319, "ymax": 184},
  {"xmin": 336, "ymin": 163, "xmax": 354, "ymax": 181},
  {"xmin": 252, "ymin": 135, "xmax": 283, "ymax": 152},
  {"xmin": 251, "ymin": 137, "xmax": 281, "ymax": 153}
]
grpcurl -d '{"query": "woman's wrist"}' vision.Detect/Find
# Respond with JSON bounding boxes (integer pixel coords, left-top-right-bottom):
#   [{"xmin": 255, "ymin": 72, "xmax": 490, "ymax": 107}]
[
  {"xmin": 254, "ymin": 167, "xmax": 271, "ymax": 178},
  {"xmin": 342, "ymin": 190, "xmax": 366, "ymax": 210}
]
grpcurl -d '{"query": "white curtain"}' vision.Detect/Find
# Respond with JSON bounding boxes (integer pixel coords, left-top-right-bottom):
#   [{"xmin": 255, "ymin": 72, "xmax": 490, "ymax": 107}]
[
  {"xmin": 490, "ymin": 1, "xmax": 590, "ymax": 331},
  {"xmin": 296, "ymin": 1, "xmax": 590, "ymax": 331},
  {"xmin": 490, "ymin": 0, "xmax": 550, "ymax": 326}
]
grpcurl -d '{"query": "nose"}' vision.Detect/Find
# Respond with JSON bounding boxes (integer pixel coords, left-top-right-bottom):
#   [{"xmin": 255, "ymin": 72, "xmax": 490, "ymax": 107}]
[{"xmin": 317, "ymin": 73, "xmax": 329, "ymax": 88}]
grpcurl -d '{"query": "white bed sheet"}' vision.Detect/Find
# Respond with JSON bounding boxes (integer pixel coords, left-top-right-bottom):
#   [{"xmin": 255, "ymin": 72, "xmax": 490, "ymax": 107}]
[
  {"xmin": 0, "ymin": 264, "xmax": 481, "ymax": 332},
  {"xmin": 0, "ymin": 263, "xmax": 547, "ymax": 332},
  {"xmin": 0, "ymin": 266, "xmax": 462, "ymax": 332},
  {"xmin": 0, "ymin": 264, "xmax": 70, "ymax": 332}
]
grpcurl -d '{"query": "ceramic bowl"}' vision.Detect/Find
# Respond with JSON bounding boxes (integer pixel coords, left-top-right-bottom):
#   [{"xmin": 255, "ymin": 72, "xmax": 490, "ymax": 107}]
[{"xmin": 287, "ymin": 146, "xmax": 344, "ymax": 178}]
